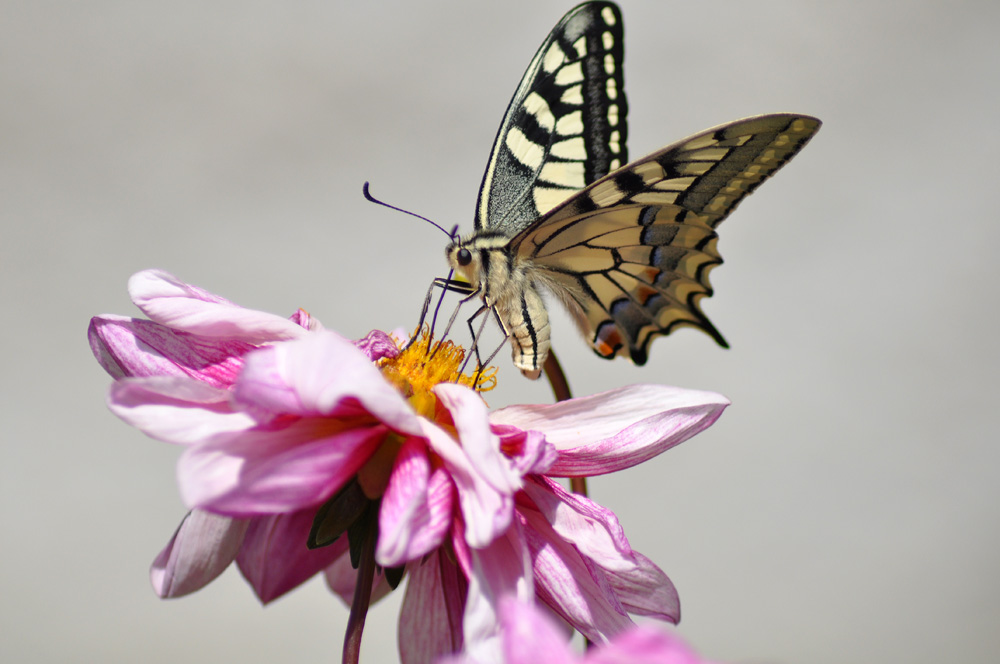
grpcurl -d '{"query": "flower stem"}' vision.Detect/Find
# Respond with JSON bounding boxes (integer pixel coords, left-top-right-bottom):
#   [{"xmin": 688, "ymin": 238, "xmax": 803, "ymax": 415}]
[
  {"xmin": 542, "ymin": 349, "xmax": 572, "ymax": 402},
  {"xmin": 543, "ymin": 350, "xmax": 589, "ymax": 498},
  {"xmin": 343, "ymin": 503, "xmax": 378, "ymax": 664}
]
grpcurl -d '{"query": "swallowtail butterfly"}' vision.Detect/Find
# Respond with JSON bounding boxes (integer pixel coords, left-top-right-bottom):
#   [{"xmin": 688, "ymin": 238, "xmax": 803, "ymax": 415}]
[{"xmin": 441, "ymin": 1, "xmax": 821, "ymax": 378}]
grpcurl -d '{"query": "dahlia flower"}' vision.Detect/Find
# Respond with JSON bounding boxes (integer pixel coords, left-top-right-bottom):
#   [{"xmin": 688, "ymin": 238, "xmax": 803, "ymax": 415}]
[{"xmin": 90, "ymin": 270, "xmax": 729, "ymax": 663}]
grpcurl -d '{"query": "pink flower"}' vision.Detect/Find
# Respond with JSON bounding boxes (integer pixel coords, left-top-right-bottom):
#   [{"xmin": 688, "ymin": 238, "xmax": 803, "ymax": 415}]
[
  {"xmin": 90, "ymin": 269, "xmax": 354, "ymax": 602},
  {"xmin": 440, "ymin": 598, "xmax": 719, "ymax": 664},
  {"xmin": 90, "ymin": 270, "xmax": 730, "ymax": 663}
]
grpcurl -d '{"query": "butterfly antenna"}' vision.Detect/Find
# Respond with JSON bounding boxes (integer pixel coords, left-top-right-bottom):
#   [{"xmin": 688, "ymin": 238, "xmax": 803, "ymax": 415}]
[{"xmin": 363, "ymin": 182, "xmax": 455, "ymax": 239}]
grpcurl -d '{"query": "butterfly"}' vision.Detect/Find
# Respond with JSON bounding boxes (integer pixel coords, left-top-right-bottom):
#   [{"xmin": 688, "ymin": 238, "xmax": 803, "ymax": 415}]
[{"xmin": 438, "ymin": 1, "xmax": 821, "ymax": 379}]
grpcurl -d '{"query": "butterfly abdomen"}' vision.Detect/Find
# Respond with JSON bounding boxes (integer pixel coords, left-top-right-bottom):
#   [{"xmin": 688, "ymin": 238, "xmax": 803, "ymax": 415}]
[{"xmin": 482, "ymin": 248, "xmax": 551, "ymax": 380}]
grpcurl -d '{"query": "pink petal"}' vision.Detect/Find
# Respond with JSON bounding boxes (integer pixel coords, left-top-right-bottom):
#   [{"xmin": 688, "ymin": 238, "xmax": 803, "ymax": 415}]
[
  {"xmin": 418, "ymin": 418, "xmax": 513, "ymax": 549},
  {"xmin": 128, "ymin": 270, "xmax": 307, "ymax": 343},
  {"xmin": 490, "ymin": 385, "xmax": 729, "ymax": 477},
  {"xmin": 354, "ymin": 329, "xmax": 400, "ymax": 362},
  {"xmin": 435, "ymin": 383, "xmax": 522, "ymax": 494},
  {"xmin": 497, "ymin": 598, "xmax": 577, "ymax": 664},
  {"xmin": 150, "ymin": 510, "xmax": 250, "ymax": 598},
  {"xmin": 378, "ymin": 438, "xmax": 455, "ymax": 567},
  {"xmin": 177, "ymin": 421, "xmax": 388, "ymax": 514},
  {"xmin": 236, "ymin": 507, "xmax": 348, "ymax": 604},
  {"xmin": 586, "ymin": 627, "xmax": 714, "ymax": 664},
  {"xmin": 235, "ymin": 332, "xmax": 424, "ymax": 435},
  {"xmin": 521, "ymin": 476, "xmax": 633, "ymax": 573},
  {"xmin": 288, "ymin": 308, "xmax": 323, "ymax": 332},
  {"xmin": 89, "ymin": 315, "xmax": 251, "ymax": 387},
  {"xmin": 399, "ymin": 550, "xmax": 467, "ymax": 664},
  {"xmin": 494, "ymin": 425, "xmax": 557, "ymax": 476},
  {"xmin": 108, "ymin": 377, "xmax": 256, "ymax": 445},
  {"xmin": 603, "ymin": 551, "xmax": 680, "ymax": 624},
  {"xmin": 518, "ymin": 506, "xmax": 633, "ymax": 643},
  {"xmin": 462, "ymin": 523, "xmax": 535, "ymax": 662}
]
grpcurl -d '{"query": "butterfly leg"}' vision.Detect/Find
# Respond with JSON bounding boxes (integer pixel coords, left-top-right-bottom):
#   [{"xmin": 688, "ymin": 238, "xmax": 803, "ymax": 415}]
[
  {"xmin": 431, "ymin": 283, "xmax": 481, "ymax": 355},
  {"xmin": 457, "ymin": 303, "xmax": 490, "ymax": 375},
  {"xmin": 405, "ymin": 274, "xmax": 477, "ymax": 353},
  {"xmin": 472, "ymin": 307, "xmax": 510, "ymax": 383}
]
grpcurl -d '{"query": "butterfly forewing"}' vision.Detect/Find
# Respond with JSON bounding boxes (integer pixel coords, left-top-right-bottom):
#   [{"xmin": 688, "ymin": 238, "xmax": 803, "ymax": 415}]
[
  {"xmin": 474, "ymin": 1, "xmax": 627, "ymax": 235},
  {"xmin": 513, "ymin": 114, "xmax": 821, "ymax": 363}
]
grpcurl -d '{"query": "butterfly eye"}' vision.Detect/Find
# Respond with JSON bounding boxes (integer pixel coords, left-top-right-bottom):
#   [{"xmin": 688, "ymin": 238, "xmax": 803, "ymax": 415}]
[{"xmin": 457, "ymin": 248, "xmax": 472, "ymax": 266}]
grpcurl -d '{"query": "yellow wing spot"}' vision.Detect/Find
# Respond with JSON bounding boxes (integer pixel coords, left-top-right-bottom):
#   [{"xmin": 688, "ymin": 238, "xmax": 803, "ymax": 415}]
[
  {"xmin": 683, "ymin": 134, "xmax": 717, "ymax": 151},
  {"xmin": 590, "ymin": 179, "xmax": 627, "ymax": 206},
  {"xmin": 551, "ymin": 136, "xmax": 585, "ymax": 160},
  {"xmin": 790, "ymin": 118, "xmax": 807, "ymax": 132},
  {"xmin": 523, "ymin": 92, "xmax": 554, "ymax": 131},
  {"xmin": 555, "ymin": 61, "xmax": 585, "ymax": 86},
  {"xmin": 633, "ymin": 161, "xmax": 665, "ymax": 184},
  {"xmin": 606, "ymin": 78, "xmax": 617, "ymax": 100},
  {"xmin": 631, "ymin": 192, "xmax": 677, "ymax": 205},
  {"xmin": 774, "ymin": 134, "xmax": 790, "ymax": 147},
  {"xmin": 686, "ymin": 147, "xmax": 729, "ymax": 161},
  {"xmin": 561, "ymin": 84, "xmax": 583, "ymax": 105},
  {"xmin": 543, "ymin": 43, "xmax": 565, "ymax": 73},
  {"xmin": 653, "ymin": 177, "xmax": 697, "ymax": 191},
  {"xmin": 601, "ymin": 6, "xmax": 616, "ymax": 25},
  {"xmin": 759, "ymin": 149, "xmax": 776, "ymax": 163},
  {"xmin": 707, "ymin": 196, "xmax": 728, "ymax": 213},
  {"xmin": 602, "ymin": 31, "xmax": 614, "ymax": 50},
  {"xmin": 572, "ymin": 36, "xmax": 587, "ymax": 58},
  {"xmin": 604, "ymin": 53, "xmax": 615, "ymax": 75},
  {"xmin": 533, "ymin": 186, "xmax": 574, "ymax": 215},
  {"xmin": 505, "ymin": 127, "xmax": 544, "ymax": 170},
  {"xmin": 678, "ymin": 161, "xmax": 712, "ymax": 176},
  {"xmin": 556, "ymin": 110, "xmax": 584, "ymax": 136},
  {"xmin": 607, "ymin": 104, "xmax": 619, "ymax": 126},
  {"xmin": 540, "ymin": 161, "xmax": 586, "ymax": 188},
  {"xmin": 609, "ymin": 158, "xmax": 621, "ymax": 169}
]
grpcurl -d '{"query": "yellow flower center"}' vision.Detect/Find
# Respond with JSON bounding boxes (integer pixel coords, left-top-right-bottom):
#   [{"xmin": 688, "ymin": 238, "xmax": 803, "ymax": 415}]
[
  {"xmin": 379, "ymin": 328, "xmax": 496, "ymax": 419},
  {"xmin": 356, "ymin": 329, "xmax": 497, "ymax": 499}
]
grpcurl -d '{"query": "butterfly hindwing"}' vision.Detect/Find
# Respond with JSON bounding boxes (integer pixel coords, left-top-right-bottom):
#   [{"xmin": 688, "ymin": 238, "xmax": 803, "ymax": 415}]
[
  {"xmin": 513, "ymin": 114, "xmax": 822, "ymax": 363},
  {"xmin": 474, "ymin": 1, "xmax": 627, "ymax": 236}
]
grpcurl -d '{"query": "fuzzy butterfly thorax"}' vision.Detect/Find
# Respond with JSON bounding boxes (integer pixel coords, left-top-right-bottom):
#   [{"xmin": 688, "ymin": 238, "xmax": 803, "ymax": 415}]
[{"xmin": 438, "ymin": 1, "xmax": 820, "ymax": 379}]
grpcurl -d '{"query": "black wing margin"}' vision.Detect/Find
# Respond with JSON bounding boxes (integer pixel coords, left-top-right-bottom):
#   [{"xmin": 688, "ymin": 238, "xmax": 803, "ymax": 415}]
[{"xmin": 474, "ymin": 2, "xmax": 628, "ymax": 235}]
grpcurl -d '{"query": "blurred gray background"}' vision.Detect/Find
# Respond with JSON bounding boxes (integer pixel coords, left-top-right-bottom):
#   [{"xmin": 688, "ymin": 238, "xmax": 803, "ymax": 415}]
[{"xmin": 3, "ymin": 1, "xmax": 998, "ymax": 662}]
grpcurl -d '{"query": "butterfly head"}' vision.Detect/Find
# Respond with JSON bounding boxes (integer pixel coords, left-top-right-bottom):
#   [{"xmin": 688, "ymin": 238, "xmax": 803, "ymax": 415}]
[{"xmin": 445, "ymin": 238, "xmax": 482, "ymax": 288}]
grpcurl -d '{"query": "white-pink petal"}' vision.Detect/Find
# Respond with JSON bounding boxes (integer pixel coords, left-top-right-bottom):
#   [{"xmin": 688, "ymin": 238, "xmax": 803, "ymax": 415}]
[
  {"xmin": 176, "ymin": 423, "xmax": 387, "ymax": 514},
  {"xmin": 496, "ymin": 598, "xmax": 578, "ymax": 664},
  {"xmin": 150, "ymin": 510, "xmax": 249, "ymax": 598},
  {"xmin": 108, "ymin": 377, "xmax": 256, "ymax": 445},
  {"xmin": 400, "ymin": 550, "xmax": 466, "ymax": 664},
  {"xmin": 462, "ymin": 523, "xmax": 534, "ymax": 663},
  {"xmin": 603, "ymin": 551, "xmax": 680, "ymax": 624},
  {"xmin": 519, "ymin": 506, "xmax": 634, "ymax": 643},
  {"xmin": 491, "ymin": 384, "xmax": 729, "ymax": 477},
  {"xmin": 521, "ymin": 476, "xmax": 634, "ymax": 573},
  {"xmin": 418, "ymin": 418, "xmax": 513, "ymax": 549},
  {"xmin": 128, "ymin": 270, "xmax": 307, "ymax": 343},
  {"xmin": 585, "ymin": 627, "xmax": 714, "ymax": 664},
  {"xmin": 251, "ymin": 331, "xmax": 426, "ymax": 436},
  {"xmin": 435, "ymin": 383, "xmax": 522, "ymax": 494},
  {"xmin": 377, "ymin": 438, "xmax": 454, "ymax": 567}
]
